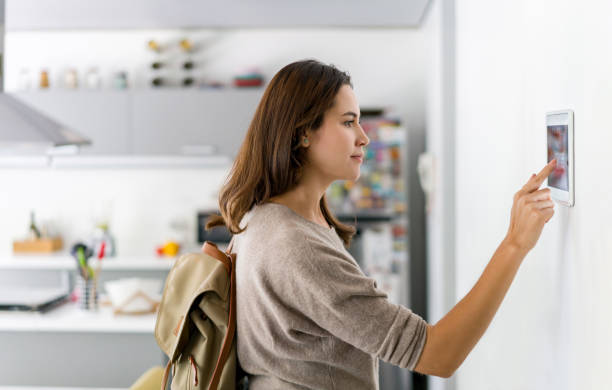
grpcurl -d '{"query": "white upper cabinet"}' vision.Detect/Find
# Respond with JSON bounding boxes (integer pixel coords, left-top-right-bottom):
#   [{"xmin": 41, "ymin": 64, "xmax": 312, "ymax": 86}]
[
  {"xmin": 12, "ymin": 90, "xmax": 263, "ymax": 158},
  {"xmin": 6, "ymin": 0, "xmax": 431, "ymax": 30},
  {"xmin": 131, "ymin": 89, "xmax": 261, "ymax": 157}
]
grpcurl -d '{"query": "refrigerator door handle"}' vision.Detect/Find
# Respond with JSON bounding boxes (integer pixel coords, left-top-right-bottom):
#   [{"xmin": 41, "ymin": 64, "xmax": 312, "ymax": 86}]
[{"xmin": 417, "ymin": 152, "xmax": 436, "ymax": 213}]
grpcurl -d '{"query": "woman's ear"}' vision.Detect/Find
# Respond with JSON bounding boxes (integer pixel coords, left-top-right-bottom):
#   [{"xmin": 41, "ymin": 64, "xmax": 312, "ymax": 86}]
[{"xmin": 302, "ymin": 130, "xmax": 312, "ymax": 147}]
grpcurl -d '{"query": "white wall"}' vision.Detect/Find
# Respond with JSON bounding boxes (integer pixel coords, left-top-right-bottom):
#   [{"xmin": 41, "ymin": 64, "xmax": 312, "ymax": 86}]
[
  {"xmin": 0, "ymin": 167, "xmax": 228, "ymax": 255},
  {"xmin": 454, "ymin": 0, "xmax": 612, "ymax": 389}
]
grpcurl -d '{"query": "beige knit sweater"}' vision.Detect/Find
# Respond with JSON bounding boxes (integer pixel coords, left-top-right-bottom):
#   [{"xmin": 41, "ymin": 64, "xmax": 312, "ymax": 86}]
[{"xmin": 234, "ymin": 202, "xmax": 428, "ymax": 389}]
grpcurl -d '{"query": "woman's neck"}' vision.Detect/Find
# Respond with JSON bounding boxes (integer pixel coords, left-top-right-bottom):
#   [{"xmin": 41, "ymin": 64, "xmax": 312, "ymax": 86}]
[{"xmin": 268, "ymin": 174, "xmax": 331, "ymax": 228}]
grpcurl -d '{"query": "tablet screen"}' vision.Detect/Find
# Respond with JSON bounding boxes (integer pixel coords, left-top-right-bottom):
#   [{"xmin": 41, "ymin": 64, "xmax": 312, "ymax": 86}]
[{"xmin": 547, "ymin": 124, "xmax": 569, "ymax": 191}]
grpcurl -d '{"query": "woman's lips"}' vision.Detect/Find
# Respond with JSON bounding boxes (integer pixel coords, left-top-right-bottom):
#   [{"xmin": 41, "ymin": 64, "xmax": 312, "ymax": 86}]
[{"xmin": 351, "ymin": 156, "xmax": 363, "ymax": 163}]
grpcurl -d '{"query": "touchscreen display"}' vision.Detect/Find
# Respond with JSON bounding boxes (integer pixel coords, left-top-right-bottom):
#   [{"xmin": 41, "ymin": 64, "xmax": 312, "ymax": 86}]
[{"xmin": 547, "ymin": 124, "xmax": 569, "ymax": 191}]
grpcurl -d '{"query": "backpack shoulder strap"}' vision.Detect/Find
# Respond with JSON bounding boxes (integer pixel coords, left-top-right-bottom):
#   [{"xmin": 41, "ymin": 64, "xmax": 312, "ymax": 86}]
[
  {"xmin": 225, "ymin": 235, "xmax": 235, "ymax": 255},
  {"xmin": 208, "ymin": 246, "xmax": 237, "ymax": 390}
]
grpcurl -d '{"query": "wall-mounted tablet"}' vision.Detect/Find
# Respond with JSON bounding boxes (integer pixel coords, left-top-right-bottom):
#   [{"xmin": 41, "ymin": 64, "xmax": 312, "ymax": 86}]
[{"xmin": 546, "ymin": 109, "xmax": 574, "ymax": 207}]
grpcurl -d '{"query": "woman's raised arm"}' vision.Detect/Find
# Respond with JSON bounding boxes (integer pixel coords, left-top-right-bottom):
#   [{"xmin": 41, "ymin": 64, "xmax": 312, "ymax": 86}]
[{"xmin": 414, "ymin": 159, "xmax": 557, "ymax": 378}]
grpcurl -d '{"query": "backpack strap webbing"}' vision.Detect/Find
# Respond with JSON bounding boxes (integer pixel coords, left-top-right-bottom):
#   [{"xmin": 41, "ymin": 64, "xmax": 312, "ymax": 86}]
[
  {"xmin": 208, "ymin": 236, "xmax": 236, "ymax": 389},
  {"xmin": 160, "ymin": 360, "xmax": 171, "ymax": 390}
]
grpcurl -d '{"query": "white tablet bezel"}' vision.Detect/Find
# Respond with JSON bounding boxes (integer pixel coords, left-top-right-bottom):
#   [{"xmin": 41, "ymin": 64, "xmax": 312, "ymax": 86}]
[{"xmin": 546, "ymin": 109, "xmax": 574, "ymax": 207}]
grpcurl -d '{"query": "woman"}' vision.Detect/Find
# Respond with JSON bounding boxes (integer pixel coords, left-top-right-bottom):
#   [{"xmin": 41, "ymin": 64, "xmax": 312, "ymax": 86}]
[{"xmin": 207, "ymin": 59, "xmax": 556, "ymax": 389}]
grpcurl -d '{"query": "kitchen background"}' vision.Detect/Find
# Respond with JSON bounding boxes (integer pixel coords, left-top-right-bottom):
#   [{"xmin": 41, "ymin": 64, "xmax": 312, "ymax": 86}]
[
  {"xmin": 0, "ymin": 31, "xmax": 428, "ymax": 255},
  {"xmin": 0, "ymin": 0, "xmax": 433, "ymax": 389}
]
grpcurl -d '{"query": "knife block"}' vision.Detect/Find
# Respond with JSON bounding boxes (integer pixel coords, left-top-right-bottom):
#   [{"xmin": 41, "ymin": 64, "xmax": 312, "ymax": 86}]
[{"xmin": 12, "ymin": 237, "xmax": 63, "ymax": 253}]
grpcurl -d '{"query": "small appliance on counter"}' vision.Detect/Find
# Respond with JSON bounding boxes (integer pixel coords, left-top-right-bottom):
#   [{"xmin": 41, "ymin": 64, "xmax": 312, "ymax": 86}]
[
  {"xmin": 0, "ymin": 287, "xmax": 69, "ymax": 312},
  {"xmin": 197, "ymin": 210, "xmax": 232, "ymax": 244}
]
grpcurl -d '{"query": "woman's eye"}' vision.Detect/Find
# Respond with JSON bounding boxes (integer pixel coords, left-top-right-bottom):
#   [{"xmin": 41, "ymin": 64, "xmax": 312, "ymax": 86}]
[{"xmin": 344, "ymin": 121, "xmax": 354, "ymax": 127}]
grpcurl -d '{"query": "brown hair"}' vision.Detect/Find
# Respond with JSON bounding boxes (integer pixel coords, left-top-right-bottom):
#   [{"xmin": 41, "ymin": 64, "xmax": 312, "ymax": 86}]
[{"xmin": 205, "ymin": 59, "xmax": 357, "ymax": 247}]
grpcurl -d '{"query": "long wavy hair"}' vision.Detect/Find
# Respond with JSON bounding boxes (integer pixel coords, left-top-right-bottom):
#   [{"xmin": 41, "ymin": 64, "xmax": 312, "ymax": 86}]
[{"xmin": 205, "ymin": 59, "xmax": 357, "ymax": 247}]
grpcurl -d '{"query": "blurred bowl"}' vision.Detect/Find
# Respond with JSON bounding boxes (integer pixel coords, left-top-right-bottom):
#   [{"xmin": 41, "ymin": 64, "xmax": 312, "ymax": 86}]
[{"xmin": 104, "ymin": 278, "xmax": 162, "ymax": 314}]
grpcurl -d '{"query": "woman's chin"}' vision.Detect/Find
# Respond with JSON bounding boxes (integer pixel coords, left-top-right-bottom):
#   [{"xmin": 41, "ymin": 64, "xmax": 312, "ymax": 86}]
[{"xmin": 335, "ymin": 167, "xmax": 360, "ymax": 182}]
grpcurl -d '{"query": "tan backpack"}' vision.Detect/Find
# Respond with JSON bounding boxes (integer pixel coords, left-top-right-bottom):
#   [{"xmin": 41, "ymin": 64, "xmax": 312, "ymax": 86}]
[{"xmin": 154, "ymin": 237, "xmax": 247, "ymax": 389}]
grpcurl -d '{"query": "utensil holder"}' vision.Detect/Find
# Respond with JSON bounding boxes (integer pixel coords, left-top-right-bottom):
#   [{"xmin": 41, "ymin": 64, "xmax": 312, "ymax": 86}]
[{"xmin": 76, "ymin": 274, "xmax": 98, "ymax": 311}]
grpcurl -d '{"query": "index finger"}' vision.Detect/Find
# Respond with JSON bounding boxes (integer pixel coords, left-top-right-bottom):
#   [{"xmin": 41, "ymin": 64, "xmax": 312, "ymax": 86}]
[{"xmin": 523, "ymin": 159, "xmax": 557, "ymax": 193}]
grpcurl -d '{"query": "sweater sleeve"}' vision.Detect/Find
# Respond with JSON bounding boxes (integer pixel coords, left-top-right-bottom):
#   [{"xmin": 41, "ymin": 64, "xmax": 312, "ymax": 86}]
[{"xmin": 265, "ymin": 235, "xmax": 429, "ymax": 371}]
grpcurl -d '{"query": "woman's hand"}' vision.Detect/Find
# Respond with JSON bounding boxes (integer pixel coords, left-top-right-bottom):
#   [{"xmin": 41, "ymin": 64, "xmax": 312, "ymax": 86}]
[{"xmin": 504, "ymin": 159, "xmax": 558, "ymax": 255}]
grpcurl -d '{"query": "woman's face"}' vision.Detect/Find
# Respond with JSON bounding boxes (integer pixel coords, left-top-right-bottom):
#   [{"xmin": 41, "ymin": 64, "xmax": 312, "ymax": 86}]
[{"xmin": 305, "ymin": 85, "xmax": 370, "ymax": 182}]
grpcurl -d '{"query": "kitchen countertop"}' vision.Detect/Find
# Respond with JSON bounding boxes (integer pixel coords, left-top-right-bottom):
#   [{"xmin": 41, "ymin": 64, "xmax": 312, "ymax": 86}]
[{"xmin": 0, "ymin": 299, "xmax": 157, "ymax": 333}]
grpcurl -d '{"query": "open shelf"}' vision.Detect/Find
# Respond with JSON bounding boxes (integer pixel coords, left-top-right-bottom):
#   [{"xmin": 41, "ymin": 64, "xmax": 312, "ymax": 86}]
[
  {"xmin": 0, "ymin": 254, "xmax": 175, "ymax": 271},
  {"xmin": 0, "ymin": 242, "xmax": 229, "ymax": 270}
]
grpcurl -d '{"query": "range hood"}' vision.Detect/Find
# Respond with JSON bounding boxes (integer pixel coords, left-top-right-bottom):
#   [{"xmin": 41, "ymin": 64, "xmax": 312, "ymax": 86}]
[{"xmin": 0, "ymin": 0, "xmax": 90, "ymax": 155}]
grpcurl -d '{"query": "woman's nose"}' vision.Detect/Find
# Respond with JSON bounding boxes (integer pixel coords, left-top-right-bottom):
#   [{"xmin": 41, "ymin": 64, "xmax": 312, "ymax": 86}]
[{"xmin": 358, "ymin": 127, "xmax": 370, "ymax": 146}]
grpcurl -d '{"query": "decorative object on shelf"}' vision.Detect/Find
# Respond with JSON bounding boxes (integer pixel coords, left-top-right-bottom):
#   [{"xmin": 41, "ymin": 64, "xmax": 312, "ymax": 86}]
[
  {"xmin": 150, "ymin": 61, "xmax": 163, "ymax": 70},
  {"xmin": 181, "ymin": 77, "xmax": 195, "ymax": 87},
  {"xmin": 155, "ymin": 240, "xmax": 180, "ymax": 257},
  {"xmin": 151, "ymin": 76, "xmax": 164, "ymax": 87},
  {"xmin": 12, "ymin": 210, "xmax": 64, "ymax": 253},
  {"xmin": 39, "ymin": 69, "xmax": 50, "ymax": 88},
  {"xmin": 12, "ymin": 237, "xmax": 63, "ymax": 253},
  {"xmin": 179, "ymin": 38, "xmax": 193, "ymax": 53},
  {"xmin": 105, "ymin": 277, "xmax": 162, "ymax": 315},
  {"xmin": 84, "ymin": 67, "xmax": 101, "ymax": 89},
  {"xmin": 113, "ymin": 71, "xmax": 129, "ymax": 89},
  {"xmin": 28, "ymin": 210, "xmax": 41, "ymax": 239},
  {"xmin": 179, "ymin": 39, "xmax": 196, "ymax": 89},
  {"xmin": 18, "ymin": 68, "xmax": 31, "ymax": 90},
  {"xmin": 147, "ymin": 39, "xmax": 161, "ymax": 53},
  {"xmin": 63, "ymin": 68, "xmax": 78, "ymax": 89},
  {"xmin": 182, "ymin": 60, "xmax": 194, "ymax": 70},
  {"xmin": 233, "ymin": 68, "xmax": 264, "ymax": 88}
]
